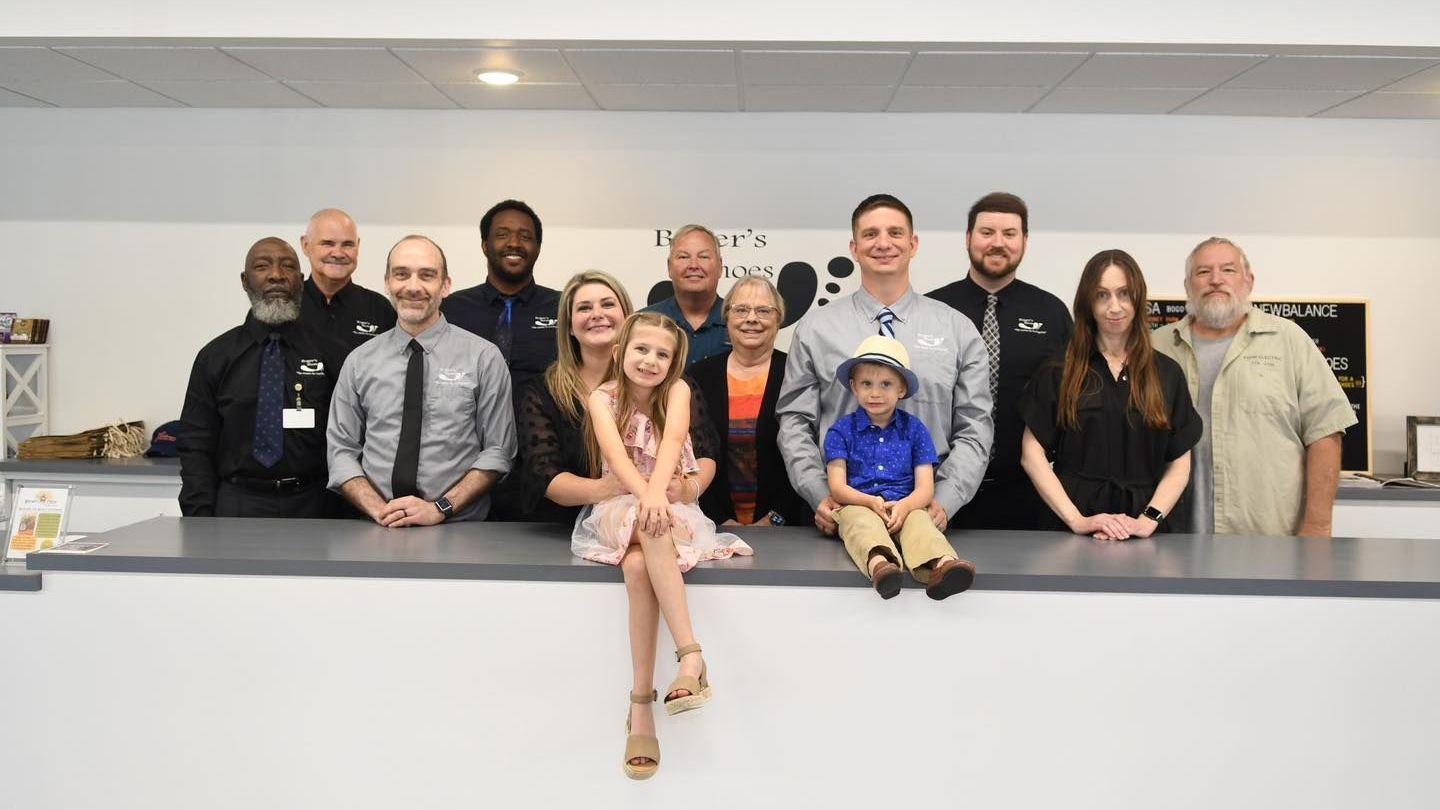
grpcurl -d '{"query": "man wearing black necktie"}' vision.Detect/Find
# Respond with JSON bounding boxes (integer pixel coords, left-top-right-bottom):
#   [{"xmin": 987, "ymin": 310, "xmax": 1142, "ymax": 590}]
[
  {"xmin": 328, "ymin": 235, "xmax": 517, "ymax": 526},
  {"xmin": 178, "ymin": 237, "xmax": 343, "ymax": 518},
  {"xmin": 927, "ymin": 192, "xmax": 1072, "ymax": 530},
  {"xmin": 441, "ymin": 199, "xmax": 559, "ymax": 520}
]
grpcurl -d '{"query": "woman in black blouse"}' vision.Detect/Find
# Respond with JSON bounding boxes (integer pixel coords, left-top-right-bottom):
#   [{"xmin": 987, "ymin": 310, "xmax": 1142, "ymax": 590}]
[
  {"xmin": 517, "ymin": 270, "xmax": 721, "ymax": 523},
  {"xmin": 1019, "ymin": 249, "xmax": 1201, "ymax": 541}
]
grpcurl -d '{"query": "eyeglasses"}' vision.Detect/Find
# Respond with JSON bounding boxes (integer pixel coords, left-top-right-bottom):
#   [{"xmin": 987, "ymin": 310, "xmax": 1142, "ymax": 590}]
[{"xmin": 729, "ymin": 305, "xmax": 778, "ymax": 321}]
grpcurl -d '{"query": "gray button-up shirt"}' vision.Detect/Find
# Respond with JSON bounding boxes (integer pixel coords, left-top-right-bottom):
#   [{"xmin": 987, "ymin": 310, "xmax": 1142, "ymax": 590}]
[
  {"xmin": 777, "ymin": 286, "xmax": 993, "ymax": 518},
  {"xmin": 327, "ymin": 315, "xmax": 516, "ymax": 521}
]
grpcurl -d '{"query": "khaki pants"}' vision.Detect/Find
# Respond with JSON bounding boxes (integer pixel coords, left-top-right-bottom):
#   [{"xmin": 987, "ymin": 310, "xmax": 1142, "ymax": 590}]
[{"xmin": 835, "ymin": 505, "xmax": 957, "ymax": 585}]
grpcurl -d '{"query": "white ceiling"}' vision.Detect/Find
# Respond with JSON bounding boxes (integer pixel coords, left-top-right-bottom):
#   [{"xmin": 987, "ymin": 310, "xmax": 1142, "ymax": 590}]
[{"xmin": 1, "ymin": 40, "xmax": 1439, "ymax": 118}]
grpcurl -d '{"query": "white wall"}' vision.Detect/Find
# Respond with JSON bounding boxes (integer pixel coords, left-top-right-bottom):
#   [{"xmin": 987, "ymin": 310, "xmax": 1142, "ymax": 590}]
[
  {"xmin": 2, "ymin": 108, "xmax": 1438, "ymax": 471},
  {"xmin": 9, "ymin": 0, "xmax": 1440, "ymax": 46}
]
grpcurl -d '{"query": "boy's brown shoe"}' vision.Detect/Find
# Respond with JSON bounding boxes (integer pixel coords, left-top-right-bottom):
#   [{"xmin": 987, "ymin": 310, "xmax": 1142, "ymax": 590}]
[
  {"xmin": 926, "ymin": 558, "xmax": 976, "ymax": 601},
  {"xmin": 871, "ymin": 560, "xmax": 903, "ymax": 600}
]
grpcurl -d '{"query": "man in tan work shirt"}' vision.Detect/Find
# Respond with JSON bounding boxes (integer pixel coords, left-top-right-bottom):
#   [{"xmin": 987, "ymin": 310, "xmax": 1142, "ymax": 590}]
[{"xmin": 1152, "ymin": 237, "xmax": 1356, "ymax": 537}]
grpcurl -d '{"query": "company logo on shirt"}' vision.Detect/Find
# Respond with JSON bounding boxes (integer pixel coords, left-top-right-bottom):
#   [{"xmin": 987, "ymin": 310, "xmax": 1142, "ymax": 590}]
[
  {"xmin": 353, "ymin": 321, "xmax": 379, "ymax": 335},
  {"xmin": 436, "ymin": 368, "xmax": 471, "ymax": 385},
  {"xmin": 298, "ymin": 359, "xmax": 325, "ymax": 375},
  {"xmin": 533, "ymin": 316, "xmax": 558, "ymax": 330},
  {"xmin": 915, "ymin": 333, "xmax": 948, "ymax": 351},
  {"xmin": 1015, "ymin": 319, "xmax": 1048, "ymax": 335}
]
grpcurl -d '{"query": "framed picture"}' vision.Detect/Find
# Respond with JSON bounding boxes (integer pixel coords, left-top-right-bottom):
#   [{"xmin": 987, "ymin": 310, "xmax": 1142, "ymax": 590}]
[
  {"xmin": 1405, "ymin": 417, "xmax": 1440, "ymax": 483},
  {"xmin": 4, "ymin": 485, "xmax": 74, "ymax": 561}
]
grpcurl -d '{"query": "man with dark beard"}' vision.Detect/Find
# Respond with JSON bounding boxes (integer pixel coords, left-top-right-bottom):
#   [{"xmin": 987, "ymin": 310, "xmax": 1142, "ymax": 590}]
[
  {"xmin": 178, "ymin": 237, "xmax": 344, "ymax": 518},
  {"xmin": 1152, "ymin": 237, "xmax": 1354, "ymax": 538},
  {"xmin": 927, "ymin": 192, "xmax": 1071, "ymax": 529},
  {"xmin": 442, "ymin": 199, "xmax": 559, "ymax": 398},
  {"xmin": 441, "ymin": 200, "xmax": 558, "ymax": 521}
]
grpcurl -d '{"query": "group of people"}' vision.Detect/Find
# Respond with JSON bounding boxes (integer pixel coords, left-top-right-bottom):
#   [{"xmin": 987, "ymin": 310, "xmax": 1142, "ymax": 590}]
[{"xmin": 176, "ymin": 192, "xmax": 1356, "ymax": 779}]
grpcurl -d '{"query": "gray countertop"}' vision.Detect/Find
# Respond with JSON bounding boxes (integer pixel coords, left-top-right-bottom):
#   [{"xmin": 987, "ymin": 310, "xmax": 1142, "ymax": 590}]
[
  {"xmin": 0, "ymin": 457, "xmax": 181, "ymax": 476},
  {"xmin": 1, "ymin": 562, "xmax": 41, "ymax": 591},
  {"xmin": 26, "ymin": 516, "xmax": 1440, "ymax": 599}
]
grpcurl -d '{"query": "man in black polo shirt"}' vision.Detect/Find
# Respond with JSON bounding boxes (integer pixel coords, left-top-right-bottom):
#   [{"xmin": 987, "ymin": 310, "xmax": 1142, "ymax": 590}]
[
  {"xmin": 928, "ymin": 192, "xmax": 1072, "ymax": 530},
  {"xmin": 298, "ymin": 208, "xmax": 396, "ymax": 352},
  {"xmin": 442, "ymin": 199, "xmax": 559, "ymax": 520},
  {"xmin": 178, "ymin": 237, "xmax": 345, "ymax": 518}
]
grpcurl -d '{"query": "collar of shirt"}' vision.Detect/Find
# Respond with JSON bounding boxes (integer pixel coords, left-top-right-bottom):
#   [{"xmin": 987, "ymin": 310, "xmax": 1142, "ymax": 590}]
[
  {"xmin": 382, "ymin": 314, "xmax": 452, "ymax": 356},
  {"xmin": 651, "ymin": 294, "xmax": 727, "ymax": 333},
  {"xmin": 304, "ymin": 275, "xmax": 362, "ymax": 309},
  {"xmin": 845, "ymin": 405, "xmax": 913, "ymax": 436},
  {"xmin": 851, "ymin": 285, "xmax": 918, "ymax": 329},
  {"xmin": 1168, "ymin": 307, "xmax": 1277, "ymax": 350},
  {"xmin": 477, "ymin": 279, "xmax": 539, "ymax": 307},
  {"xmin": 242, "ymin": 313, "xmax": 299, "ymax": 346}
]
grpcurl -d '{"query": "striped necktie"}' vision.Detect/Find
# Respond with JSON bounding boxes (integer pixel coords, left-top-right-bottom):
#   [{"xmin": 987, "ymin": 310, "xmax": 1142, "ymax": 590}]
[
  {"xmin": 982, "ymin": 294, "xmax": 1000, "ymax": 459},
  {"xmin": 876, "ymin": 307, "xmax": 896, "ymax": 337}
]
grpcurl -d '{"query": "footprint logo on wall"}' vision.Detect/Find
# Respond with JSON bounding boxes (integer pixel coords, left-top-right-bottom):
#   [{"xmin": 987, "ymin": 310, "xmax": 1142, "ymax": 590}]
[{"xmin": 645, "ymin": 256, "xmax": 856, "ymax": 328}]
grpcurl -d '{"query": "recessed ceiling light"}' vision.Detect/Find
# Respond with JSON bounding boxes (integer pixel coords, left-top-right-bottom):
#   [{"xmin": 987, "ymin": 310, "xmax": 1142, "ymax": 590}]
[{"xmin": 476, "ymin": 70, "xmax": 522, "ymax": 86}]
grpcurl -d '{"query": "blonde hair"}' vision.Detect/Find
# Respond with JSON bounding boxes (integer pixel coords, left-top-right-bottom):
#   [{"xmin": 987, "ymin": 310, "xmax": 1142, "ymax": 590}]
[
  {"xmin": 585, "ymin": 312, "xmax": 690, "ymax": 476},
  {"xmin": 545, "ymin": 270, "xmax": 634, "ymax": 424}
]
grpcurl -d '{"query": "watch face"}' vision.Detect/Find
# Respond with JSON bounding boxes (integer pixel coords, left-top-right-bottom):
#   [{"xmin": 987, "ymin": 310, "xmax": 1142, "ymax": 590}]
[
  {"xmin": 436, "ymin": 496, "xmax": 454, "ymax": 515},
  {"xmin": 769, "ymin": 512, "xmax": 785, "ymax": 526}
]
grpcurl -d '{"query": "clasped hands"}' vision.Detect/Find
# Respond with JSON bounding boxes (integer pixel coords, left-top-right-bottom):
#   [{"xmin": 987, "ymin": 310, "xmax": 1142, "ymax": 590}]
[
  {"xmin": 376, "ymin": 495, "xmax": 444, "ymax": 527},
  {"xmin": 1069, "ymin": 513, "xmax": 1157, "ymax": 542},
  {"xmin": 812, "ymin": 496, "xmax": 948, "ymax": 536}
]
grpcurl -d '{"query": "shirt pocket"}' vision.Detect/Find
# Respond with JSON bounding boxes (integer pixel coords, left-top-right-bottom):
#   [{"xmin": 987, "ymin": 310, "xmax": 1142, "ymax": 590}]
[{"xmin": 426, "ymin": 382, "xmax": 478, "ymax": 443}]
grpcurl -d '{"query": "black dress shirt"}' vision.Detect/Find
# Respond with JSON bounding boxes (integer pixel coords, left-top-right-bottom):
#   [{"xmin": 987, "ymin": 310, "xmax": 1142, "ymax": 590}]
[
  {"xmin": 442, "ymin": 280, "xmax": 561, "ymax": 402},
  {"xmin": 298, "ymin": 276, "xmax": 397, "ymax": 355},
  {"xmin": 178, "ymin": 314, "xmax": 346, "ymax": 516},
  {"xmin": 928, "ymin": 276, "xmax": 1073, "ymax": 482}
]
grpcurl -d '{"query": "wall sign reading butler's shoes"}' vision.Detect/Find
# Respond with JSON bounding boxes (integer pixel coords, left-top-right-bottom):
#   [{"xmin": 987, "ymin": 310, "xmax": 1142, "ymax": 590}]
[{"xmin": 1148, "ymin": 298, "xmax": 1371, "ymax": 474}]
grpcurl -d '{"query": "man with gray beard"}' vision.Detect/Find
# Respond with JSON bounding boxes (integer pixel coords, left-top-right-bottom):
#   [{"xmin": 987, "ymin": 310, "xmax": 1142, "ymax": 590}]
[
  {"xmin": 1151, "ymin": 237, "xmax": 1355, "ymax": 537},
  {"xmin": 178, "ymin": 237, "xmax": 346, "ymax": 518}
]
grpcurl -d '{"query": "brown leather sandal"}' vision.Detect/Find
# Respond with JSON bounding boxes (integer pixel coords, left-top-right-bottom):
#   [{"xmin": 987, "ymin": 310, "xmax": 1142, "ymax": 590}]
[
  {"xmin": 623, "ymin": 689, "xmax": 660, "ymax": 780},
  {"xmin": 664, "ymin": 643, "xmax": 712, "ymax": 716}
]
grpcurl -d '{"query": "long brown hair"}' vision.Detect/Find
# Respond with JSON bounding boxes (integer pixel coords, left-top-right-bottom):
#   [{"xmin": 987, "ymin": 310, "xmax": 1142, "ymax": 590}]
[
  {"xmin": 585, "ymin": 312, "xmax": 691, "ymax": 476},
  {"xmin": 1057, "ymin": 249, "xmax": 1170, "ymax": 431},
  {"xmin": 544, "ymin": 270, "xmax": 634, "ymax": 424}
]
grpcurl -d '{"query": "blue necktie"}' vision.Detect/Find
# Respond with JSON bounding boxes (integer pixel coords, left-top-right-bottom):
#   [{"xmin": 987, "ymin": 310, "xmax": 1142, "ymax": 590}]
[
  {"xmin": 495, "ymin": 296, "xmax": 514, "ymax": 360},
  {"xmin": 877, "ymin": 307, "xmax": 896, "ymax": 338},
  {"xmin": 252, "ymin": 335, "xmax": 284, "ymax": 468}
]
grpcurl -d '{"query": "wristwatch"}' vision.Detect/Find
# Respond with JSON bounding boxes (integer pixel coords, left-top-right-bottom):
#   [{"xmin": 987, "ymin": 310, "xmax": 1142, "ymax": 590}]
[
  {"xmin": 434, "ymin": 495, "xmax": 455, "ymax": 521},
  {"xmin": 1140, "ymin": 505, "xmax": 1164, "ymax": 523},
  {"xmin": 768, "ymin": 511, "xmax": 786, "ymax": 527}
]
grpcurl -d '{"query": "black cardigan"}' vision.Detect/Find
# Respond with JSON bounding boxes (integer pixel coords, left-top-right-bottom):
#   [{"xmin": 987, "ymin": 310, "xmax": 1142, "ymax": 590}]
[{"xmin": 689, "ymin": 350, "xmax": 812, "ymax": 527}]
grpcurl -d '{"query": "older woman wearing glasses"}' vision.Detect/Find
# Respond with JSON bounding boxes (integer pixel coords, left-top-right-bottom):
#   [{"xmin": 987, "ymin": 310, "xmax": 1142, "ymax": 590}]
[{"xmin": 690, "ymin": 276, "xmax": 811, "ymax": 528}]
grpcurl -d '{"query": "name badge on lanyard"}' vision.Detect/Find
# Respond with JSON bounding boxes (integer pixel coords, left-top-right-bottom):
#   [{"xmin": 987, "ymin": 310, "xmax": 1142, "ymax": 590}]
[{"xmin": 284, "ymin": 382, "xmax": 316, "ymax": 429}]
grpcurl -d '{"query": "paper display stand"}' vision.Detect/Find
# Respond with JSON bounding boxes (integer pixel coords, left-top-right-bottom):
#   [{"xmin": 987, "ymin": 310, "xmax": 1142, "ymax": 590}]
[{"xmin": 5, "ymin": 485, "xmax": 74, "ymax": 561}]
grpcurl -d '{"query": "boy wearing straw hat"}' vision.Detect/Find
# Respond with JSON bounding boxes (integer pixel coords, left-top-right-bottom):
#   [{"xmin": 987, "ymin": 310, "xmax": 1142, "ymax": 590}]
[{"xmin": 825, "ymin": 335, "xmax": 977, "ymax": 600}]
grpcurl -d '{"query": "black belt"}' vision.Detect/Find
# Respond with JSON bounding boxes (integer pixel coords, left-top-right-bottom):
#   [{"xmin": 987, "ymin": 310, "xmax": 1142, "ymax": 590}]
[{"xmin": 226, "ymin": 475, "xmax": 318, "ymax": 495}]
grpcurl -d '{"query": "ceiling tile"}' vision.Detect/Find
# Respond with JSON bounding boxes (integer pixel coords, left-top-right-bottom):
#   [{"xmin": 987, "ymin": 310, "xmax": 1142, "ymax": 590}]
[
  {"xmin": 565, "ymin": 49, "xmax": 734, "ymax": 85},
  {"xmin": 1, "ymin": 80, "xmax": 182, "ymax": 107},
  {"xmin": 742, "ymin": 50, "xmax": 909, "ymax": 86},
  {"xmin": 1319, "ymin": 92, "xmax": 1440, "ymax": 119},
  {"xmin": 902, "ymin": 52, "xmax": 1087, "ymax": 87},
  {"xmin": 139, "ymin": 80, "xmax": 318, "ymax": 108},
  {"xmin": 746, "ymin": 84, "xmax": 892, "ymax": 111},
  {"xmin": 1174, "ymin": 88, "xmax": 1362, "ymax": 117},
  {"xmin": 0, "ymin": 86, "xmax": 51, "ymax": 107},
  {"xmin": 392, "ymin": 48, "xmax": 577, "ymax": 84},
  {"xmin": 439, "ymin": 82, "xmax": 595, "ymax": 110},
  {"xmin": 57, "ymin": 47, "xmax": 267, "ymax": 82},
  {"xmin": 223, "ymin": 47, "xmax": 423, "ymax": 82},
  {"xmin": 284, "ymin": 81, "xmax": 456, "ymax": 109},
  {"xmin": 1224, "ymin": 56, "xmax": 1440, "ymax": 91},
  {"xmin": 0, "ymin": 47, "xmax": 114, "ymax": 82},
  {"xmin": 1030, "ymin": 86, "xmax": 1206, "ymax": 114},
  {"xmin": 888, "ymin": 85, "xmax": 1048, "ymax": 112},
  {"xmin": 1064, "ymin": 53, "xmax": 1265, "ymax": 89},
  {"xmin": 1381, "ymin": 63, "xmax": 1440, "ymax": 93},
  {"xmin": 589, "ymin": 84, "xmax": 737, "ymax": 111}
]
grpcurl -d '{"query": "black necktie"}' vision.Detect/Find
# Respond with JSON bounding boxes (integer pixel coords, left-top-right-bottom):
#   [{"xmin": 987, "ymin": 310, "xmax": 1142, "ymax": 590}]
[
  {"xmin": 495, "ymin": 296, "xmax": 514, "ymax": 361},
  {"xmin": 392, "ymin": 338, "xmax": 424, "ymax": 498},
  {"xmin": 252, "ymin": 335, "xmax": 284, "ymax": 468}
]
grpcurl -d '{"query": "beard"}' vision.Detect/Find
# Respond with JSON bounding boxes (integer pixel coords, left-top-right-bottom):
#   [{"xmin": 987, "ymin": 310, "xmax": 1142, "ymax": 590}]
[
  {"xmin": 969, "ymin": 247, "xmax": 1021, "ymax": 281},
  {"xmin": 1187, "ymin": 289, "xmax": 1250, "ymax": 330},
  {"xmin": 247, "ymin": 287, "xmax": 301, "ymax": 325},
  {"xmin": 488, "ymin": 251, "xmax": 535, "ymax": 286}
]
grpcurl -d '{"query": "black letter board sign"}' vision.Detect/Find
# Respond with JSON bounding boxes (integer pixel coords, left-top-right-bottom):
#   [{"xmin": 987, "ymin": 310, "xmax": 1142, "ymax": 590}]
[{"xmin": 1147, "ymin": 299, "xmax": 1371, "ymax": 473}]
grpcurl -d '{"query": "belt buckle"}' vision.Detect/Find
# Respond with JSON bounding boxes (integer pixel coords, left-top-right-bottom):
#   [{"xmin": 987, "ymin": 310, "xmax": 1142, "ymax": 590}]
[{"xmin": 274, "ymin": 477, "xmax": 299, "ymax": 493}]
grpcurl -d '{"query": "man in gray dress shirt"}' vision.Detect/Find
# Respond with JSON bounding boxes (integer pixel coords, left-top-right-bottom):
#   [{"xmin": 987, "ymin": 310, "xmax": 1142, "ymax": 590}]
[
  {"xmin": 778, "ymin": 194, "xmax": 993, "ymax": 534},
  {"xmin": 327, "ymin": 235, "xmax": 516, "ymax": 525}
]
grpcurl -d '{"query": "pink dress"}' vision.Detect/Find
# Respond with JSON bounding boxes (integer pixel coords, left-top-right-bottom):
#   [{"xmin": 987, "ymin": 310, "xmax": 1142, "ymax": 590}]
[{"xmin": 572, "ymin": 385, "xmax": 753, "ymax": 572}]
